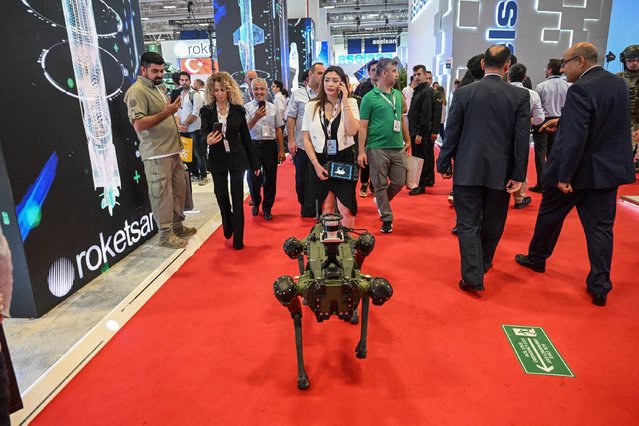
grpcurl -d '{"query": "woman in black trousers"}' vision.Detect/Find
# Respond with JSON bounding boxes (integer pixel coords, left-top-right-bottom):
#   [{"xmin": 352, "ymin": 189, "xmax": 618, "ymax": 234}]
[{"xmin": 201, "ymin": 72, "xmax": 260, "ymax": 250}]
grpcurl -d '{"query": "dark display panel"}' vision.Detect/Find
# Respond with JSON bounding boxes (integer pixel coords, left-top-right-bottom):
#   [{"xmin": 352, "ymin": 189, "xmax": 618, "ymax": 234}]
[
  {"xmin": 0, "ymin": 0, "xmax": 153, "ymax": 317},
  {"xmin": 288, "ymin": 17, "xmax": 315, "ymax": 89},
  {"xmin": 213, "ymin": 0, "xmax": 289, "ymax": 88}
]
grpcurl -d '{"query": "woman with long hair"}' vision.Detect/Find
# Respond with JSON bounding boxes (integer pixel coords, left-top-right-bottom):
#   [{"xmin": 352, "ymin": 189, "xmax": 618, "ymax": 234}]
[
  {"xmin": 302, "ymin": 65, "xmax": 360, "ymax": 228},
  {"xmin": 201, "ymin": 72, "xmax": 260, "ymax": 250}
]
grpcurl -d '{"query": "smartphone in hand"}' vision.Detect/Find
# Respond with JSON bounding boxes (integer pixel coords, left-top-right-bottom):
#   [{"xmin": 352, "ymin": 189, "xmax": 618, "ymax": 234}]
[
  {"xmin": 213, "ymin": 122, "xmax": 223, "ymax": 135},
  {"xmin": 258, "ymin": 100, "xmax": 266, "ymax": 109}
]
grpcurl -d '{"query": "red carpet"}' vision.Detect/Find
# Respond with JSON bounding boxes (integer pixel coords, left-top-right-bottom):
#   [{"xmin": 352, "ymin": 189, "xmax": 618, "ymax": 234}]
[{"xmin": 34, "ymin": 151, "xmax": 639, "ymax": 425}]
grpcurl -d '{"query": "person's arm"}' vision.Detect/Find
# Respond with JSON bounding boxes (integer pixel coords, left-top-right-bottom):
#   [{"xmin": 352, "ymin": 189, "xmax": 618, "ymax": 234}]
[
  {"xmin": 285, "ymin": 92, "xmax": 299, "ymax": 156},
  {"xmin": 557, "ymin": 84, "xmax": 592, "ymax": 187},
  {"xmin": 238, "ymin": 110, "xmax": 260, "ymax": 174},
  {"xmin": 436, "ymin": 91, "xmax": 462, "ymax": 177},
  {"xmin": 402, "ymin": 113, "xmax": 411, "ymax": 153},
  {"xmin": 430, "ymin": 90, "xmax": 442, "ymax": 140},
  {"xmin": 133, "ymin": 96, "xmax": 181, "ymax": 133},
  {"xmin": 508, "ymin": 91, "xmax": 532, "ymax": 187},
  {"xmin": 357, "ymin": 119, "xmax": 369, "ymax": 167},
  {"xmin": 247, "ymin": 104, "xmax": 266, "ymax": 130},
  {"xmin": 276, "ymin": 127, "xmax": 285, "ymax": 162},
  {"xmin": 304, "ymin": 131, "xmax": 328, "ymax": 180},
  {"xmin": 531, "ymin": 94, "xmax": 545, "ymax": 126},
  {"xmin": 342, "ymin": 97, "xmax": 360, "ymax": 136}
]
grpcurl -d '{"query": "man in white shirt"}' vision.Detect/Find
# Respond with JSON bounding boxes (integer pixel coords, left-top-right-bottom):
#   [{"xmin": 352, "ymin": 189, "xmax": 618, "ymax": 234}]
[
  {"xmin": 508, "ymin": 63, "xmax": 545, "ymax": 209},
  {"xmin": 176, "ymin": 71, "xmax": 207, "ymax": 185},
  {"xmin": 402, "ymin": 75, "xmax": 416, "ymax": 113},
  {"xmin": 245, "ymin": 78, "xmax": 285, "ymax": 220},
  {"xmin": 286, "ymin": 62, "xmax": 325, "ymax": 216},
  {"xmin": 530, "ymin": 59, "xmax": 569, "ymax": 192}
]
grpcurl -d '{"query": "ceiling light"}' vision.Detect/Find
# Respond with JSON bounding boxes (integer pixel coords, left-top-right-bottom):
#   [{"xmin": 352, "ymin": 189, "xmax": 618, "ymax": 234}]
[
  {"xmin": 141, "ymin": 17, "xmax": 149, "ymax": 20},
  {"xmin": 324, "ymin": 5, "xmax": 335, "ymax": 8},
  {"xmin": 163, "ymin": 5, "xmax": 177, "ymax": 9}
]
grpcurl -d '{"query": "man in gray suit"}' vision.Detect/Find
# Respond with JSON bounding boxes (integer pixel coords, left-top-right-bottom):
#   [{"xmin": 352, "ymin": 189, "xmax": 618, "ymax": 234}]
[{"xmin": 437, "ymin": 45, "xmax": 531, "ymax": 292}]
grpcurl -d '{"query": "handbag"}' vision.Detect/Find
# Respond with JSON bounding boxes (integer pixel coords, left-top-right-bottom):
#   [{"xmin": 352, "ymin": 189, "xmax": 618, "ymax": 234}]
[
  {"xmin": 326, "ymin": 160, "xmax": 359, "ymax": 182},
  {"xmin": 179, "ymin": 136, "xmax": 193, "ymax": 162}
]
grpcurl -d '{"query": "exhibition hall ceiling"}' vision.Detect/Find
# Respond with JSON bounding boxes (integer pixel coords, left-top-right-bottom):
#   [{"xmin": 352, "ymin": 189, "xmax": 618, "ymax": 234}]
[{"xmin": 139, "ymin": 0, "xmax": 408, "ymax": 41}]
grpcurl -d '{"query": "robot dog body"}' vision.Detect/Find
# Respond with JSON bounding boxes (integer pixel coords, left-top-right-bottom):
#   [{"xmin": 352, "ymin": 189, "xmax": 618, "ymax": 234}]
[{"xmin": 273, "ymin": 214, "xmax": 393, "ymax": 389}]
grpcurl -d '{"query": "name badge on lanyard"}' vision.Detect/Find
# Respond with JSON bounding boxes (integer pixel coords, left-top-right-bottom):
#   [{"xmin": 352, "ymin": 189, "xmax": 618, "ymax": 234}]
[
  {"xmin": 323, "ymin": 101, "xmax": 341, "ymax": 155},
  {"xmin": 379, "ymin": 91, "xmax": 401, "ymax": 133}
]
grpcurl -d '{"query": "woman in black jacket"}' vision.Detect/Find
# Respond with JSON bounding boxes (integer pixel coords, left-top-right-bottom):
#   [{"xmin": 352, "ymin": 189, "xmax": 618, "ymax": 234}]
[{"xmin": 201, "ymin": 72, "xmax": 260, "ymax": 250}]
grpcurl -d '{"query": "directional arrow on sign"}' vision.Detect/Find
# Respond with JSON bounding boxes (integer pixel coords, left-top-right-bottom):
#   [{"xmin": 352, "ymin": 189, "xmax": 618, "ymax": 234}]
[{"xmin": 528, "ymin": 338, "xmax": 554, "ymax": 373}]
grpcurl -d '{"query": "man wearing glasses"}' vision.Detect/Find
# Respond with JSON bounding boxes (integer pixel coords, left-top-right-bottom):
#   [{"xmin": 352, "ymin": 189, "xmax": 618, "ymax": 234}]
[
  {"xmin": 617, "ymin": 45, "xmax": 639, "ymax": 171},
  {"xmin": 515, "ymin": 42, "xmax": 636, "ymax": 307}
]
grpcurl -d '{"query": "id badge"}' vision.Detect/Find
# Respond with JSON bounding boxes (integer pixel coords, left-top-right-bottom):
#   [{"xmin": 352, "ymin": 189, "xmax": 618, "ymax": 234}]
[
  {"xmin": 261, "ymin": 126, "xmax": 274, "ymax": 138},
  {"xmin": 393, "ymin": 120, "xmax": 401, "ymax": 133},
  {"xmin": 327, "ymin": 139, "xmax": 338, "ymax": 155},
  {"xmin": 223, "ymin": 139, "xmax": 231, "ymax": 153}
]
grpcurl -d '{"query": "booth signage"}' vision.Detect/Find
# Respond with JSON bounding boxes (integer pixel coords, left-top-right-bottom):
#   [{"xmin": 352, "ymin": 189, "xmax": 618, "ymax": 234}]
[
  {"xmin": 486, "ymin": 0, "xmax": 518, "ymax": 53},
  {"xmin": 502, "ymin": 325, "xmax": 574, "ymax": 377}
]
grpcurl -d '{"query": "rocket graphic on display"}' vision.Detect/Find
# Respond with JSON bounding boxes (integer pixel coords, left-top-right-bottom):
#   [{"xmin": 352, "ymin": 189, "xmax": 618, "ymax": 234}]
[
  {"xmin": 61, "ymin": 0, "xmax": 122, "ymax": 215},
  {"xmin": 232, "ymin": 0, "xmax": 265, "ymax": 72}
]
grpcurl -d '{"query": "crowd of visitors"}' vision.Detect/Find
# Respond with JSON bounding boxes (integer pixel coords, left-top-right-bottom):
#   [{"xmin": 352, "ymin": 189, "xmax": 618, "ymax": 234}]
[{"xmin": 122, "ymin": 40, "xmax": 637, "ymax": 306}]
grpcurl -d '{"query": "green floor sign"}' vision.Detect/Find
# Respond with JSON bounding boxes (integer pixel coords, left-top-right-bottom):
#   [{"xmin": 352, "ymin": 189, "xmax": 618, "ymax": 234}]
[{"xmin": 502, "ymin": 325, "xmax": 574, "ymax": 377}]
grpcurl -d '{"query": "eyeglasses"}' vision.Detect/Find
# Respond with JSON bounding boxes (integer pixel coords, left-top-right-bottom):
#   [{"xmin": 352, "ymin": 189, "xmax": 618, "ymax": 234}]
[{"xmin": 560, "ymin": 56, "xmax": 581, "ymax": 67}]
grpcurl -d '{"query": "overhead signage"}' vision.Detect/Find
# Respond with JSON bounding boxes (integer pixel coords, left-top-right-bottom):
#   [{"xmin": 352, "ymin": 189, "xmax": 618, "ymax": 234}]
[
  {"xmin": 486, "ymin": 0, "xmax": 518, "ymax": 53},
  {"xmin": 161, "ymin": 39, "xmax": 216, "ymax": 59},
  {"xmin": 502, "ymin": 325, "xmax": 574, "ymax": 377},
  {"xmin": 336, "ymin": 52, "xmax": 395, "ymax": 65}
]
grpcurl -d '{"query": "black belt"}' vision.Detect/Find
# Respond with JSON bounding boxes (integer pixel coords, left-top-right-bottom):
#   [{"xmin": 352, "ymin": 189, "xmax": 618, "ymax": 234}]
[{"xmin": 252, "ymin": 139, "xmax": 276, "ymax": 145}]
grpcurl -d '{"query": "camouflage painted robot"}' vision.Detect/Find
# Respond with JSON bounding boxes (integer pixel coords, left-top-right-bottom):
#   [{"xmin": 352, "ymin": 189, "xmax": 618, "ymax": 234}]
[
  {"xmin": 273, "ymin": 213, "xmax": 393, "ymax": 390},
  {"xmin": 617, "ymin": 45, "xmax": 639, "ymax": 169}
]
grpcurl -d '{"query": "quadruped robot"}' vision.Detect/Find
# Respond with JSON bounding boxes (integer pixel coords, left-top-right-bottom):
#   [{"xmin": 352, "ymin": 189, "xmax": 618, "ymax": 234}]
[{"xmin": 273, "ymin": 213, "xmax": 393, "ymax": 390}]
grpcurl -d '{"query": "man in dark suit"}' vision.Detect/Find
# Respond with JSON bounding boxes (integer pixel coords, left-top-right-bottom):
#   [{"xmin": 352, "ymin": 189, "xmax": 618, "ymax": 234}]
[
  {"xmin": 407, "ymin": 64, "xmax": 442, "ymax": 194},
  {"xmin": 437, "ymin": 45, "xmax": 531, "ymax": 292},
  {"xmin": 515, "ymin": 42, "xmax": 635, "ymax": 306}
]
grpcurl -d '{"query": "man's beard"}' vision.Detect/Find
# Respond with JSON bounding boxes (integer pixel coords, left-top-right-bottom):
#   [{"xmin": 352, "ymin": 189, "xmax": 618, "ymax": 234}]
[{"xmin": 153, "ymin": 77, "xmax": 163, "ymax": 85}]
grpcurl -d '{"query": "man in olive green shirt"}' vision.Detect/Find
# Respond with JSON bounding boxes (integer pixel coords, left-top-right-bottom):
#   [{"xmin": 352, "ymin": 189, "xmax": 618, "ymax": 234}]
[
  {"xmin": 124, "ymin": 52, "xmax": 196, "ymax": 249},
  {"xmin": 358, "ymin": 58, "xmax": 411, "ymax": 234}
]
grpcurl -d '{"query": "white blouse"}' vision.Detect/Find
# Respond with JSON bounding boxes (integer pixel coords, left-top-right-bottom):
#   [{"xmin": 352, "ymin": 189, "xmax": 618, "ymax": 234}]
[{"xmin": 301, "ymin": 97, "xmax": 360, "ymax": 153}]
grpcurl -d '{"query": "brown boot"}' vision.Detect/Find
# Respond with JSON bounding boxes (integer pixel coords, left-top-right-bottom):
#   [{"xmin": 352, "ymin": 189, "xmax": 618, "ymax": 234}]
[
  {"xmin": 159, "ymin": 234, "xmax": 188, "ymax": 249},
  {"xmin": 174, "ymin": 226, "xmax": 197, "ymax": 238}
]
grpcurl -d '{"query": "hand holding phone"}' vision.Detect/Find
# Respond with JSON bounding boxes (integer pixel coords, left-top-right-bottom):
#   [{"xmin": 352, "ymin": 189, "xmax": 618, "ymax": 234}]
[{"xmin": 258, "ymin": 100, "xmax": 266, "ymax": 109}]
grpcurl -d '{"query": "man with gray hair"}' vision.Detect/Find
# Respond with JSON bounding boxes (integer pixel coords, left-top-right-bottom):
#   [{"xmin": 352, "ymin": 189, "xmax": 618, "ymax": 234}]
[{"xmin": 358, "ymin": 58, "xmax": 411, "ymax": 234}]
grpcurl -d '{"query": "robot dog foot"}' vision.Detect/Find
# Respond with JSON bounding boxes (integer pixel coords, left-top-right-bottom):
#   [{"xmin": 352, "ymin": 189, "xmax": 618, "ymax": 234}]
[
  {"xmin": 297, "ymin": 373, "xmax": 310, "ymax": 390},
  {"xmin": 355, "ymin": 342, "xmax": 367, "ymax": 359}
]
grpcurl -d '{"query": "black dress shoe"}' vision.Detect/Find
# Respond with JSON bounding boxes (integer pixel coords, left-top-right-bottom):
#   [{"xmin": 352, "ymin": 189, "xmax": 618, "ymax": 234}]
[
  {"xmin": 514, "ymin": 254, "xmax": 545, "ymax": 272},
  {"xmin": 528, "ymin": 185, "xmax": 543, "ymax": 193},
  {"xmin": 264, "ymin": 211, "xmax": 273, "ymax": 221},
  {"xmin": 459, "ymin": 280, "xmax": 485, "ymax": 292},
  {"xmin": 248, "ymin": 199, "xmax": 254, "ymax": 206},
  {"xmin": 514, "ymin": 196, "xmax": 532, "ymax": 209},
  {"xmin": 233, "ymin": 241, "xmax": 244, "ymax": 250},
  {"xmin": 251, "ymin": 205, "xmax": 259, "ymax": 216},
  {"xmin": 587, "ymin": 288, "xmax": 607, "ymax": 306},
  {"xmin": 408, "ymin": 186, "xmax": 426, "ymax": 196}
]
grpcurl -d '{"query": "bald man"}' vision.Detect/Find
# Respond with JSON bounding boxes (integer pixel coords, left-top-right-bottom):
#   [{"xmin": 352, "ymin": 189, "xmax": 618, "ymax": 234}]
[{"xmin": 515, "ymin": 43, "xmax": 635, "ymax": 306}]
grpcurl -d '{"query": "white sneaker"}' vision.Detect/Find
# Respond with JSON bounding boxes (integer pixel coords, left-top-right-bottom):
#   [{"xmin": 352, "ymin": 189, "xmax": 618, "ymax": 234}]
[{"xmin": 198, "ymin": 177, "xmax": 209, "ymax": 186}]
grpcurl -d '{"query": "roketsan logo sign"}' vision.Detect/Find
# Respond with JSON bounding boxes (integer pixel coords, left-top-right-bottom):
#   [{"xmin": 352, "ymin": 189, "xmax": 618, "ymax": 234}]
[{"xmin": 47, "ymin": 213, "xmax": 155, "ymax": 297}]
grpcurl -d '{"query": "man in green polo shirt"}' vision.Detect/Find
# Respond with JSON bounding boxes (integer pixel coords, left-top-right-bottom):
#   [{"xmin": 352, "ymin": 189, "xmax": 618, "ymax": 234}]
[
  {"xmin": 358, "ymin": 58, "xmax": 411, "ymax": 233},
  {"xmin": 124, "ymin": 52, "xmax": 196, "ymax": 249}
]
